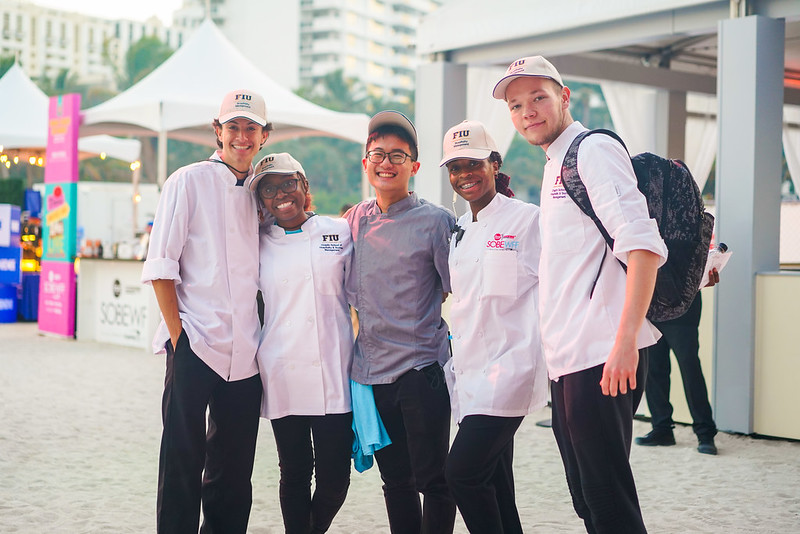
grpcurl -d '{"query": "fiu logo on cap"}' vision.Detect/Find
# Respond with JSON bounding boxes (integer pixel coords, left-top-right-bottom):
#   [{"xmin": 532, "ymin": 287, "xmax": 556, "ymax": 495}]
[
  {"xmin": 452, "ymin": 130, "xmax": 470, "ymax": 140},
  {"xmin": 235, "ymin": 94, "xmax": 252, "ymax": 102},
  {"xmin": 507, "ymin": 59, "xmax": 526, "ymax": 74}
]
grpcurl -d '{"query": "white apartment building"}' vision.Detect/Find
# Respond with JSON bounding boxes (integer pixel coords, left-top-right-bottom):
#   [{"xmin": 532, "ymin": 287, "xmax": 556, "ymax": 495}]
[
  {"xmin": 173, "ymin": 0, "xmax": 443, "ymax": 102},
  {"xmin": 0, "ymin": 0, "xmax": 185, "ymax": 87}
]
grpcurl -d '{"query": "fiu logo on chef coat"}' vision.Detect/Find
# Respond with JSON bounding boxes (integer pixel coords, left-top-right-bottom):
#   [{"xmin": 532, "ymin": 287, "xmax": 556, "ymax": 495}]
[
  {"xmin": 551, "ymin": 174, "xmax": 567, "ymax": 200},
  {"xmin": 319, "ymin": 234, "xmax": 343, "ymax": 252},
  {"xmin": 486, "ymin": 233, "xmax": 519, "ymax": 251}
]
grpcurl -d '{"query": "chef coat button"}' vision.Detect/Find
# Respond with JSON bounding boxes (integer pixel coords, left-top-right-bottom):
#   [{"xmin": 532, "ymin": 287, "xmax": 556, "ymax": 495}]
[
  {"xmin": 305, "ymin": 274, "xmax": 312, "ymax": 280},
  {"xmin": 312, "ymin": 360, "xmax": 321, "ymax": 367},
  {"xmin": 307, "ymin": 317, "xmax": 314, "ymax": 324},
  {"xmin": 282, "ymin": 279, "xmax": 288, "ymax": 284}
]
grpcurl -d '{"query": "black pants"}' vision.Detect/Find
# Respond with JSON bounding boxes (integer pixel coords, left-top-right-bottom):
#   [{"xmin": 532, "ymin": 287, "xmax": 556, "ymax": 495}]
[
  {"xmin": 372, "ymin": 363, "xmax": 456, "ymax": 534},
  {"xmin": 550, "ymin": 351, "xmax": 648, "ymax": 534},
  {"xmin": 157, "ymin": 331, "xmax": 262, "ymax": 534},
  {"xmin": 270, "ymin": 413, "xmax": 353, "ymax": 534},
  {"xmin": 446, "ymin": 415, "xmax": 524, "ymax": 534},
  {"xmin": 646, "ymin": 319, "xmax": 717, "ymax": 441}
]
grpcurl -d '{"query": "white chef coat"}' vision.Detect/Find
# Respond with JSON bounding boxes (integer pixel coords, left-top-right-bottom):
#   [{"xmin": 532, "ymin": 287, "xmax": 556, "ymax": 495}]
[
  {"xmin": 257, "ymin": 215, "xmax": 354, "ymax": 420},
  {"xmin": 445, "ymin": 193, "xmax": 549, "ymax": 423},
  {"xmin": 539, "ymin": 122, "xmax": 668, "ymax": 380},
  {"xmin": 142, "ymin": 152, "xmax": 261, "ymax": 381}
]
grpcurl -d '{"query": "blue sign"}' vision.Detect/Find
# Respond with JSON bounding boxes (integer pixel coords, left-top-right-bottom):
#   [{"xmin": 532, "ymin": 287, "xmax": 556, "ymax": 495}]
[
  {"xmin": 0, "ymin": 246, "xmax": 22, "ymax": 285},
  {"xmin": 0, "ymin": 204, "xmax": 21, "ymax": 248}
]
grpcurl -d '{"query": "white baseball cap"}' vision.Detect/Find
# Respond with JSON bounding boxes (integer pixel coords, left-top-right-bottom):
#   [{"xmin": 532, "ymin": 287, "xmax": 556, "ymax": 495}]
[
  {"xmin": 492, "ymin": 55, "xmax": 564, "ymax": 100},
  {"xmin": 218, "ymin": 89, "xmax": 268, "ymax": 126},
  {"xmin": 250, "ymin": 152, "xmax": 306, "ymax": 192},
  {"xmin": 439, "ymin": 120, "xmax": 498, "ymax": 167}
]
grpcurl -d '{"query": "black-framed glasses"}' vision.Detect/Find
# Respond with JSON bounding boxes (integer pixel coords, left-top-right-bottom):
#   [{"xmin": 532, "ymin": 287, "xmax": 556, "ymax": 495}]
[
  {"xmin": 366, "ymin": 150, "xmax": 413, "ymax": 165},
  {"xmin": 259, "ymin": 178, "xmax": 300, "ymax": 199}
]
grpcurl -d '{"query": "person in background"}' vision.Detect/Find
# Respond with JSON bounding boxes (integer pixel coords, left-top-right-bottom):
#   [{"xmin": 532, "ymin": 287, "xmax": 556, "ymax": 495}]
[
  {"xmin": 496, "ymin": 56, "xmax": 668, "ymax": 533},
  {"xmin": 636, "ymin": 269, "xmax": 719, "ymax": 455},
  {"xmin": 142, "ymin": 89, "xmax": 270, "ymax": 533},
  {"xmin": 345, "ymin": 111, "xmax": 457, "ymax": 533},
  {"xmin": 251, "ymin": 152, "xmax": 354, "ymax": 534},
  {"xmin": 440, "ymin": 120, "xmax": 549, "ymax": 533}
]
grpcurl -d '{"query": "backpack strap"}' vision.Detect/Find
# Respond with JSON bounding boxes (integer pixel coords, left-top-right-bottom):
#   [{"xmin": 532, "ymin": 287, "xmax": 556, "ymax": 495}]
[{"xmin": 560, "ymin": 128, "xmax": 630, "ymax": 296}]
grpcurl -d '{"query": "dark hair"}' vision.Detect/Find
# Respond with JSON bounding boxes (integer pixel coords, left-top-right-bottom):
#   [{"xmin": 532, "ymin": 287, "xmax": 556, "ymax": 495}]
[
  {"xmin": 489, "ymin": 151, "xmax": 514, "ymax": 198},
  {"xmin": 365, "ymin": 125, "xmax": 418, "ymax": 161},
  {"xmin": 212, "ymin": 118, "xmax": 274, "ymax": 149}
]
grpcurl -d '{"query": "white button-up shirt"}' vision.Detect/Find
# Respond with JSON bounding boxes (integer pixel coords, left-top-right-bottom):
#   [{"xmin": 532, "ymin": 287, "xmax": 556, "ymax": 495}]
[
  {"xmin": 257, "ymin": 215, "xmax": 353, "ymax": 419},
  {"xmin": 540, "ymin": 122, "xmax": 668, "ymax": 380},
  {"xmin": 141, "ymin": 152, "xmax": 261, "ymax": 381},
  {"xmin": 446, "ymin": 194, "xmax": 548, "ymax": 423}
]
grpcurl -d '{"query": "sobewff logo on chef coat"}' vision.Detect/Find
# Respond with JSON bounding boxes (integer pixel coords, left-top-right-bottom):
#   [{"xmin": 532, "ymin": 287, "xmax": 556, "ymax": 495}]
[{"xmin": 487, "ymin": 233, "xmax": 519, "ymax": 251}]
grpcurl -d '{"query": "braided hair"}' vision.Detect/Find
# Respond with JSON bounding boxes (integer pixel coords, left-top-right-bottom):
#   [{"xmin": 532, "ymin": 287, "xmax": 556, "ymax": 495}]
[{"xmin": 488, "ymin": 152, "xmax": 514, "ymax": 198}]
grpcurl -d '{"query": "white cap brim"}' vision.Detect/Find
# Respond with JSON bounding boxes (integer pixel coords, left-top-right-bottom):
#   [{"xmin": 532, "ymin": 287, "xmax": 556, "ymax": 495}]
[
  {"xmin": 439, "ymin": 147, "xmax": 493, "ymax": 167},
  {"xmin": 219, "ymin": 111, "xmax": 267, "ymax": 127}
]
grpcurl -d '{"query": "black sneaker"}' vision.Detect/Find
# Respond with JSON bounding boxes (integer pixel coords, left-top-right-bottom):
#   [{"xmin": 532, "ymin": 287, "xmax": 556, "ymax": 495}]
[
  {"xmin": 635, "ymin": 429, "xmax": 676, "ymax": 446},
  {"xmin": 697, "ymin": 438, "xmax": 718, "ymax": 455}
]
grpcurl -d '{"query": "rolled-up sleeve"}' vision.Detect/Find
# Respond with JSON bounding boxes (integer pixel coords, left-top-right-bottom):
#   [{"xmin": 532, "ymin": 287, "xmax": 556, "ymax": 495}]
[
  {"xmin": 578, "ymin": 137, "xmax": 668, "ymax": 268},
  {"xmin": 141, "ymin": 175, "xmax": 189, "ymax": 285}
]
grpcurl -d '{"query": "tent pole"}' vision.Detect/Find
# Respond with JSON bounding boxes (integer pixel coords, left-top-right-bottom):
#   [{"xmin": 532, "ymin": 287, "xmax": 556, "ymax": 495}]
[{"xmin": 157, "ymin": 130, "xmax": 167, "ymax": 188}]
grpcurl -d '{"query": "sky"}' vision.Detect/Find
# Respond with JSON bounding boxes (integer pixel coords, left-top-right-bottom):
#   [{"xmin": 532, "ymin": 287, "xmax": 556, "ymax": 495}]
[{"xmin": 30, "ymin": 0, "xmax": 185, "ymax": 26}]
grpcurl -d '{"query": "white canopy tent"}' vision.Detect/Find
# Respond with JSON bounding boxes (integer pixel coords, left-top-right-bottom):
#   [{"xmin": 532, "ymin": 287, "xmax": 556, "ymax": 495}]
[
  {"xmin": 81, "ymin": 19, "xmax": 369, "ymax": 186},
  {"xmin": 0, "ymin": 63, "xmax": 141, "ymax": 163}
]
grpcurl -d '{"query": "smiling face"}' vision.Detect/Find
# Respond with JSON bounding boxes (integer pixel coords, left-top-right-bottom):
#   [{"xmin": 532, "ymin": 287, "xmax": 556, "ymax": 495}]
[
  {"xmin": 214, "ymin": 117, "xmax": 269, "ymax": 171},
  {"xmin": 447, "ymin": 157, "xmax": 499, "ymax": 217},
  {"xmin": 362, "ymin": 133, "xmax": 420, "ymax": 211},
  {"xmin": 505, "ymin": 76, "xmax": 572, "ymax": 152},
  {"xmin": 258, "ymin": 173, "xmax": 309, "ymax": 230}
]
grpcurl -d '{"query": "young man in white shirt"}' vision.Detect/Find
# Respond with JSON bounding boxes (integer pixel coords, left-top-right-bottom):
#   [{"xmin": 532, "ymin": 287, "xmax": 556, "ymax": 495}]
[
  {"xmin": 142, "ymin": 89, "xmax": 271, "ymax": 534},
  {"xmin": 494, "ymin": 57, "xmax": 668, "ymax": 533}
]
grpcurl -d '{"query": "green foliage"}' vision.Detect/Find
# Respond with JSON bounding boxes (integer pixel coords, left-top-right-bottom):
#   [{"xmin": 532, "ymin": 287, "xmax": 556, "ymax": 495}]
[
  {"xmin": 0, "ymin": 177, "xmax": 25, "ymax": 207},
  {"xmin": 502, "ymin": 135, "xmax": 547, "ymax": 205},
  {"xmin": 121, "ymin": 36, "xmax": 174, "ymax": 89},
  {"xmin": 0, "ymin": 55, "xmax": 16, "ymax": 79}
]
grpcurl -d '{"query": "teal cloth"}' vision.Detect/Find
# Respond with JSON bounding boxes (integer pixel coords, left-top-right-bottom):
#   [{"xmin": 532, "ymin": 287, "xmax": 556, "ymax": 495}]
[{"xmin": 350, "ymin": 380, "xmax": 392, "ymax": 473}]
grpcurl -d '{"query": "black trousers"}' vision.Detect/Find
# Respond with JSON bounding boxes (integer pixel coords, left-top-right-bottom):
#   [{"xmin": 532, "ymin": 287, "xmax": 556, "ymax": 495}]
[
  {"xmin": 550, "ymin": 351, "xmax": 648, "ymax": 534},
  {"xmin": 157, "ymin": 331, "xmax": 262, "ymax": 534},
  {"xmin": 646, "ymin": 307, "xmax": 717, "ymax": 440},
  {"xmin": 270, "ymin": 413, "xmax": 354, "ymax": 534},
  {"xmin": 372, "ymin": 363, "xmax": 456, "ymax": 534},
  {"xmin": 446, "ymin": 415, "xmax": 524, "ymax": 534}
]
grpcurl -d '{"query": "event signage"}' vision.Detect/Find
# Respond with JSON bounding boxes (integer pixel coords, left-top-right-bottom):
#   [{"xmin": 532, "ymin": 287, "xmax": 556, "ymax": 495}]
[
  {"xmin": 94, "ymin": 270, "xmax": 150, "ymax": 348},
  {"xmin": 38, "ymin": 260, "xmax": 76, "ymax": 336},
  {"xmin": 0, "ymin": 246, "xmax": 22, "ymax": 285},
  {"xmin": 41, "ymin": 183, "xmax": 77, "ymax": 261},
  {"xmin": 0, "ymin": 204, "xmax": 21, "ymax": 247},
  {"xmin": 44, "ymin": 94, "xmax": 81, "ymax": 185},
  {"xmin": 39, "ymin": 93, "xmax": 80, "ymax": 338}
]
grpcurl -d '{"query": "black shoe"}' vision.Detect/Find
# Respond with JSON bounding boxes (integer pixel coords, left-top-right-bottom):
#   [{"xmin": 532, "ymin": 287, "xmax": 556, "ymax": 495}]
[
  {"xmin": 635, "ymin": 429, "xmax": 676, "ymax": 446},
  {"xmin": 697, "ymin": 438, "xmax": 718, "ymax": 455}
]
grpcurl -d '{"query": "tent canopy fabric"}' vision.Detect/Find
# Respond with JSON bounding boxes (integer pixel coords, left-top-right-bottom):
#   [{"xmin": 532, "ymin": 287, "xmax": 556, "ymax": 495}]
[
  {"xmin": 0, "ymin": 63, "xmax": 141, "ymax": 162},
  {"xmin": 80, "ymin": 19, "xmax": 369, "ymax": 147}
]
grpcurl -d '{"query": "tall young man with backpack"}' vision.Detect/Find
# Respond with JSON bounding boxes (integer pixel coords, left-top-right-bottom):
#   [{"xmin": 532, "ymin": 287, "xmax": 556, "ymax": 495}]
[{"xmin": 495, "ymin": 56, "xmax": 668, "ymax": 533}]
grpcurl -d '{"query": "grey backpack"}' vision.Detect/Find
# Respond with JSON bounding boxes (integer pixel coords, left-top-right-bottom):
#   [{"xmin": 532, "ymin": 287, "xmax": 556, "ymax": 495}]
[{"xmin": 561, "ymin": 129, "xmax": 714, "ymax": 322}]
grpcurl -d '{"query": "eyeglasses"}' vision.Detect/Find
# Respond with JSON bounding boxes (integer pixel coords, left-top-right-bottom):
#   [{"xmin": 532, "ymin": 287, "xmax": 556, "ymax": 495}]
[
  {"xmin": 366, "ymin": 150, "xmax": 414, "ymax": 165},
  {"xmin": 259, "ymin": 178, "xmax": 300, "ymax": 199}
]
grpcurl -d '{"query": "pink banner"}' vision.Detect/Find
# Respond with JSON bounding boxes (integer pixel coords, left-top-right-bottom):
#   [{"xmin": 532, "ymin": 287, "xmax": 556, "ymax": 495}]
[
  {"xmin": 38, "ymin": 260, "xmax": 76, "ymax": 338},
  {"xmin": 44, "ymin": 94, "xmax": 81, "ymax": 184}
]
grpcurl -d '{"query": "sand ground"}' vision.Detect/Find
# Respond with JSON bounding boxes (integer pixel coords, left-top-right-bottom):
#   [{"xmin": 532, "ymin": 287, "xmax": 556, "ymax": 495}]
[{"xmin": 2, "ymin": 322, "xmax": 799, "ymax": 533}]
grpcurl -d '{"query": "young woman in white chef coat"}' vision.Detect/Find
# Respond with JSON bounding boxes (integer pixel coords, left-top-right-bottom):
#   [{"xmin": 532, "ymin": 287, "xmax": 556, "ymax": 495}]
[
  {"xmin": 441, "ymin": 121, "xmax": 548, "ymax": 534},
  {"xmin": 250, "ymin": 152, "xmax": 354, "ymax": 534}
]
